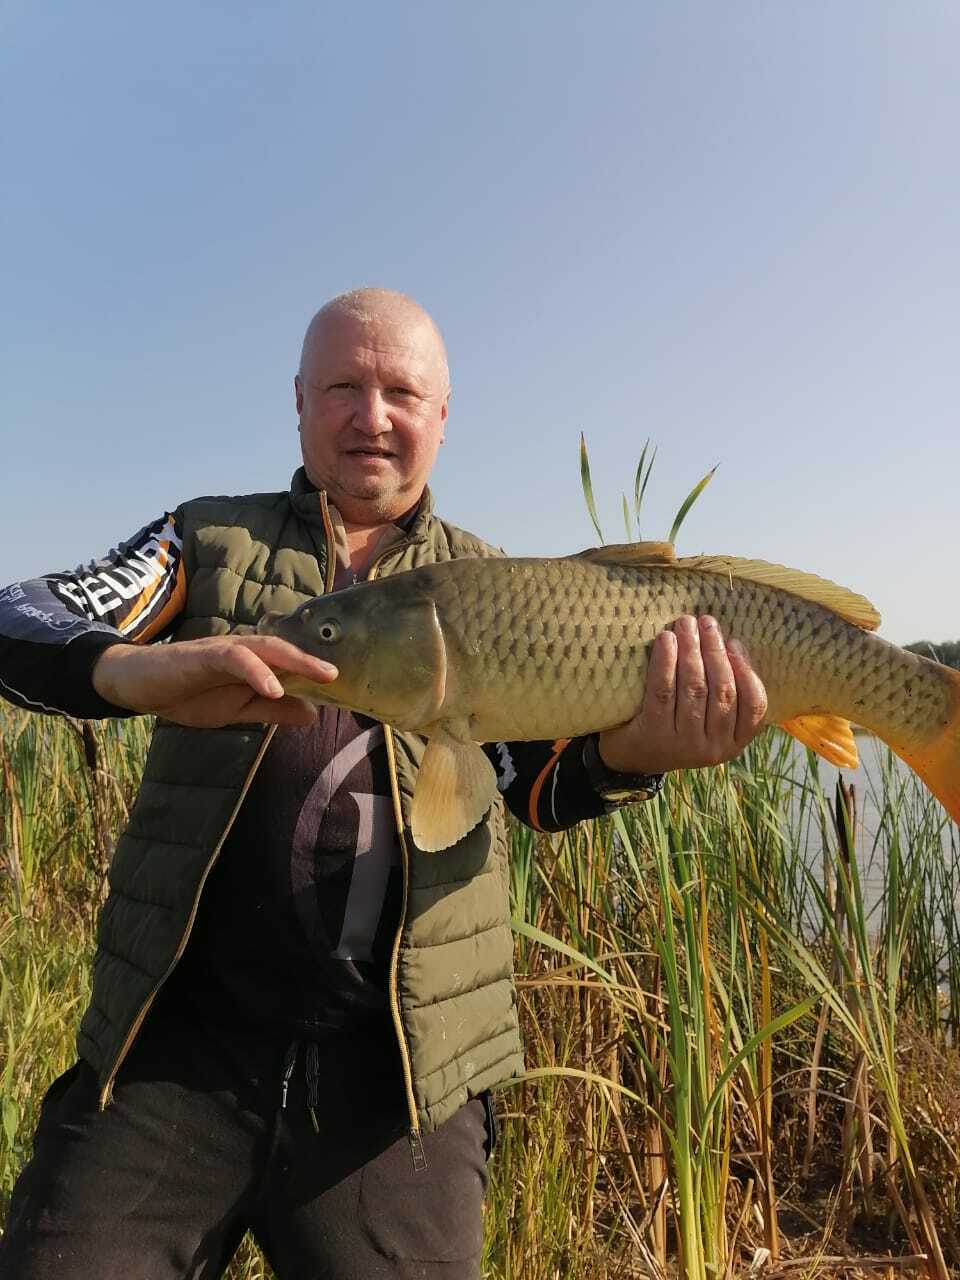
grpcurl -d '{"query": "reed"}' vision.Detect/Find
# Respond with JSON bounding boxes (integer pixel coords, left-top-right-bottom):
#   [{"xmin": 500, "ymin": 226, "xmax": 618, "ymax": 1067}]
[{"xmin": 2, "ymin": 702, "xmax": 960, "ymax": 1276}]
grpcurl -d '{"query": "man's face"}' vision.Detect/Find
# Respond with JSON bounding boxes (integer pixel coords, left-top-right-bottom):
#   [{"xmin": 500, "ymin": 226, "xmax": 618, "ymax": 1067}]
[{"xmin": 295, "ymin": 310, "xmax": 448, "ymax": 525}]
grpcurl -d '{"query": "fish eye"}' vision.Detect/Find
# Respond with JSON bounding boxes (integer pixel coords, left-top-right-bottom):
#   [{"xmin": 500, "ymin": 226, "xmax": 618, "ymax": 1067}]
[{"xmin": 317, "ymin": 619, "xmax": 341, "ymax": 643}]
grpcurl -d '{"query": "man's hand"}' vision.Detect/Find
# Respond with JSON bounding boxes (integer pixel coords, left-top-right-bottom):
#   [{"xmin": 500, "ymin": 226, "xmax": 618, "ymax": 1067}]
[
  {"xmin": 92, "ymin": 635, "xmax": 339, "ymax": 729},
  {"xmin": 598, "ymin": 615, "xmax": 768, "ymax": 775}
]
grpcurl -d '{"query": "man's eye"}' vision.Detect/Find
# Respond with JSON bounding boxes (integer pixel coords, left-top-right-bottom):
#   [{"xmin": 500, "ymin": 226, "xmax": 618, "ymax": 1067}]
[
  {"xmin": 388, "ymin": 386, "xmax": 416, "ymax": 398},
  {"xmin": 327, "ymin": 382, "xmax": 356, "ymax": 392}
]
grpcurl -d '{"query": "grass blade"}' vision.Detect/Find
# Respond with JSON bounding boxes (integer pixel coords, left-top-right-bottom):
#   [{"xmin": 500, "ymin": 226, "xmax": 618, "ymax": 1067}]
[
  {"xmin": 668, "ymin": 464, "xmax": 717, "ymax": 544},
  {"xmin": 579, "ymin": 433, "xmax": 605, "ymax": 542}
]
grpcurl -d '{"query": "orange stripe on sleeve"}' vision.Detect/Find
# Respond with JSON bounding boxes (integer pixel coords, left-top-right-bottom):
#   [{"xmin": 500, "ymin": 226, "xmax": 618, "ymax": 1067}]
[
  {"xmin": 116, "ymin": 540, "xmax": 175, "ymax": 633},
  {"xmin": 132, "ymin": 558, "xmax": 187, "ymax": 644},
  {"xmin": 527, "ymin": 737, "xmax": 572, "ymax": 832}
]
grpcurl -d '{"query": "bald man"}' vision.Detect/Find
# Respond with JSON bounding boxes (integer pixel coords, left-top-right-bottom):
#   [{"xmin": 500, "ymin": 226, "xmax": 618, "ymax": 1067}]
[{"xmin": 0, "ymin": 289, "xmax": 766, "ymax": 1279}]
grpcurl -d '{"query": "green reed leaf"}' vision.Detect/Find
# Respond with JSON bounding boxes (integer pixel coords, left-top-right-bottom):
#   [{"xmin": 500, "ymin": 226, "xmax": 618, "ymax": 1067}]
[
  {"xmin": 668, "ymin": 464, "xmax": 717, "ymax": 545},
  {"xmin": 579, "ymin": 433, "xmax": 604, "ymax": 542},
  {"xmin": 634, "ymin": 439, "xmax": 657, "ymax": 538}
]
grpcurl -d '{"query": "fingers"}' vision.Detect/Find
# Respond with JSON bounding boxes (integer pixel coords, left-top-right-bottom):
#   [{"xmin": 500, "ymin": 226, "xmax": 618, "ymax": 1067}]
[
  {"xmin": 728, "ymin": 638, "xmax": 768, "ymax": 747},
  {"xmin": 231, "ymin": 696, "xmax": 319, "ymax": 727},
  {"xmin": 202, "ymin": 636, "xmax": 337, "ymax": 703},
  {"xmin": 699, "ymin": 617, "xmax": 738, "ymax": 744},
  {"xmin": 642, "ymin": 628, "xmax": 679, "ymax": 730},
  {"xmin": 673, "ymin": 615, "xmax": 709, "ymax": 741},
  {"xmin": 666, "ymin": 615, "xmax": 768, "ymax": 765},
  {"xmin": 236, "ymin": 635, "xmax": 339, "ymax": 686}
]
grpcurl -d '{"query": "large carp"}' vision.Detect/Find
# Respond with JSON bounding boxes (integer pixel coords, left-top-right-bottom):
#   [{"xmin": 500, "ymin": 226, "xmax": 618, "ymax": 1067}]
[{"xmin": 258, "ymin": 542, "xmax": 960, "ymax": 852}]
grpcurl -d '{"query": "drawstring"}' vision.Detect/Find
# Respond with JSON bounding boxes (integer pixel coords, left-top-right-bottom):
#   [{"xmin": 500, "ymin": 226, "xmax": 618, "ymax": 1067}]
[
  {"xmin": 305, "ymin": 1041, "xmax": 320, "ymax": 1134},
  {"xmin": 279, "ymin": 1038, "xmax": 320, "ymax": 1133}
]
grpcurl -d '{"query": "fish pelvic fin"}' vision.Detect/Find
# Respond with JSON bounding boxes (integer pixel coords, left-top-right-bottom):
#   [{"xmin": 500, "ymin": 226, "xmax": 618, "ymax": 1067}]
[
  {"xmin": 886, "ymin": 665, "xmax": 960, "ymax": 825},
  {"xmin": 410, "ymin": 720, "xmax": 498, "ymax": 853},
  {"xmin": 779, "ymin": 714, "xmax": 859, "ymax": 769}
]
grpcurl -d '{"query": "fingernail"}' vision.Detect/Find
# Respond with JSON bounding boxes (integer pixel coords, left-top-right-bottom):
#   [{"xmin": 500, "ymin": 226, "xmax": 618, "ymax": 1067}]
[
  {"xmin": 267, "ymin": 676, "xmax": 283, "ymax": 697},
  {"xmin": 728, "ymin": 639, "xmax": 747, "ymax": 659},
  {"xmin": 700, "ymin": 616, "xmax": 717, "ymax": 632},
  {"xmin": 674, "ymin": 615, "xmax": 695, "ymax": 636}
]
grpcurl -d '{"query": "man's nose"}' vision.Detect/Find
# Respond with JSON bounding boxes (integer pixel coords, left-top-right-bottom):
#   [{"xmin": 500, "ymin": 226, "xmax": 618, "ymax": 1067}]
[{"xmin": 353, "ymin": 388, "xmax": 389, "ymax": 434}]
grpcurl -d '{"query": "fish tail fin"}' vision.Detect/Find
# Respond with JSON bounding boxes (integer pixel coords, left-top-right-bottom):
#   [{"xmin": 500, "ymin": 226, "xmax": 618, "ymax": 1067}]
[{"xmin": 884, "ymin": 665, "xmax": 960, "ymax": 825}]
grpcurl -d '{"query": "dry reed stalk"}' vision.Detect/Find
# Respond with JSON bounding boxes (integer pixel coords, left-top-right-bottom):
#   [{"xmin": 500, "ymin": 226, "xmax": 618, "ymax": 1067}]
[
  {"xmin": 644, "ymin": 906, "xmax": 668, "ymax": 1269},
  {"xmin": 0, "ymin": 737, "xmax": 24, "ymax": 911},
  {"xmin": 758, "ymin": 925, "xmax": 780, "ymax": 1261},
  {"xmin": 834, "ymin": 784, "xmax": 876, "ymax": 1223},
  {"xmin": 73, "ymin": 719, "xmax": 113, "ymax": 898},
  {"xmin": 767, "ymin": 1255, "xmax": 929, "ymax": 1273}
]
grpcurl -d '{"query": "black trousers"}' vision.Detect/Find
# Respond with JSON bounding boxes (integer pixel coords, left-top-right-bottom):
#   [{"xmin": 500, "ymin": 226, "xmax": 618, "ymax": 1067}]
[{"xmin": 1, "ymin": 1007, "xmax": 495, "ymax": 1279}]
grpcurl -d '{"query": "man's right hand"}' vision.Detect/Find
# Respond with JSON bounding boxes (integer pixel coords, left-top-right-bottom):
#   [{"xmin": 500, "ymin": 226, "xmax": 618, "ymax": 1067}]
[{"xmin": 92, "ymin": 636, "xmax": 338, "ymax": 728}]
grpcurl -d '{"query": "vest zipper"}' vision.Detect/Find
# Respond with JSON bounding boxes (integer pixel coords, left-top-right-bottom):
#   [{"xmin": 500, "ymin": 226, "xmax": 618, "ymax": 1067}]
[
  {"xmin": 99, "ymin": 724, "xmax": 278, "ymax": 1109},
  {"xmin": 365, "ymin": 538, "xmax": 426, "ymax": 1169},
  {"xmin": 100, "ymin": 499, "xmax": 339, "ymax": 1111},
  {"xmin": 323, "ymin": 491, "xmax": 423, "ymax": 1162}
]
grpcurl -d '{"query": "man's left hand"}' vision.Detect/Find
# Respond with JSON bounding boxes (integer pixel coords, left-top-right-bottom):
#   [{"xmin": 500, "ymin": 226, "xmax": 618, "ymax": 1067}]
[{"xmin": 598, "ymin": 615, "xmax": 768, "ymax": 776}]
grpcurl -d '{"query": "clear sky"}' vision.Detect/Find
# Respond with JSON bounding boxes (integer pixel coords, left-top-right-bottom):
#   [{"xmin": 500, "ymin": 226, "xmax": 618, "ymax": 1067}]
[{"xmin": 2, "ymin": 1, "xmax": 957, "ymax": 645}]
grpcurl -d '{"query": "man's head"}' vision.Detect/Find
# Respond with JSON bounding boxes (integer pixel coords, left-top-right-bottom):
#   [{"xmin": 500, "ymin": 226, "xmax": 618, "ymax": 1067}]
[{"xmin": 295, "ymin": 288, "xmax": 450, "ymax": 526}]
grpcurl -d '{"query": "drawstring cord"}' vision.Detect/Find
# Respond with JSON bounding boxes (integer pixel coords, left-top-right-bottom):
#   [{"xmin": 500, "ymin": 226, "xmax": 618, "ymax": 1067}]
[
  {"xmin": 305, "ymin": 1041, "xmax": 320, "ymax": 1134},
  {"xmin": 279, "ymin": 1035, "xmax": 427, "ymax": 1170},
  {"xmin": 279, "ymin": 1038, "xmax": 320, "ymax": 1134}
]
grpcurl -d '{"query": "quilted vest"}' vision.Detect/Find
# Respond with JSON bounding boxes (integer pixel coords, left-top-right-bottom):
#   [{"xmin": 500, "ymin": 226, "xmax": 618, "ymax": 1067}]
[{"xmin": 77, "ymin": 469, "xmax": 524, "ymax": 1135}]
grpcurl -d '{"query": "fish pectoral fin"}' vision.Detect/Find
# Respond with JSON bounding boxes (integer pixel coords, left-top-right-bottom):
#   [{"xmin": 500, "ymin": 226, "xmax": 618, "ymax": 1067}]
[
  {"xmin": 410, "ymin": 721, "xmax": 498, "ymax": 854},
  {"xmin": 779, "ymin": 714, "xmax": 859, "ymax": 769},
  {"xmin": 575, "ymin": 541, "xmax": 676, "ymax": 566},
  {"xmin": 279, "ymin": 674, "xmax": 330, "ymax": 704}
]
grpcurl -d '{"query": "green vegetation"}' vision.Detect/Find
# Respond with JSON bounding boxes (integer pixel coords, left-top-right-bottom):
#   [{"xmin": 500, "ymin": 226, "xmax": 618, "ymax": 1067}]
[
  {"xmin": 3, "ymin": 709, "xmax": 960, "ymax": 1277},
  {"xmin": 905, "ymin": 640, "xmax": 960, "ymax": 671}
]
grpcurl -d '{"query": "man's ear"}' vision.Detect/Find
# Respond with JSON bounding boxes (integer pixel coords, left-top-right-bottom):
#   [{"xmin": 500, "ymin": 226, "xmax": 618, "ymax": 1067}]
[
  {"xmin": 294, "ymin": 374, "xmax": 304, "ymax": 416},
  {"xmin": 439, "ymin": 392, "xmax": 449, "ymax": 441}
]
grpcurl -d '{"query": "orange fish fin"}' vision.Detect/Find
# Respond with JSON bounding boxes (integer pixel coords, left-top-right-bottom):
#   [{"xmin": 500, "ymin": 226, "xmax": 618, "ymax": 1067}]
[
  {"xmin": 672, "ymin": 556, "xmax": 881, "ymax": 631},
  {"xmin": 576, "ymin": 541, "xmax": 677, "ymax": 566},
  {"xmin": 779, "ymin": 714, "xmax": 860, "ymax": 769},
  {"xmin": 887, "ymin": 667, "xmax": 960, "ymax": 825}
]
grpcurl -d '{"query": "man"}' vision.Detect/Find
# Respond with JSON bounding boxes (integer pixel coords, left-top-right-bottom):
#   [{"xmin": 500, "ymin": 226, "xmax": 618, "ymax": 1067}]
[{"xmin": 0, "ymin": 289, "xmax": 767, "ymax": 1279}]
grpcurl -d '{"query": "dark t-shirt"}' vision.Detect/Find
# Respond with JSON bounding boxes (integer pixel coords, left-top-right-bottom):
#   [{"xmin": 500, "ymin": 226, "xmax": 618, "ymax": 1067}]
[{"xmin": 163, "ymin": 706, "xmax": 402, "ymax": 1035}]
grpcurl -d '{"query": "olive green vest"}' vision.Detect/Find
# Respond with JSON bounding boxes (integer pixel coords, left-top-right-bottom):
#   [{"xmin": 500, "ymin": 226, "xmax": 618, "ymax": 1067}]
[{"xmin": 77, "ymin": 470, "xmax": 524, "ymax": 1134}]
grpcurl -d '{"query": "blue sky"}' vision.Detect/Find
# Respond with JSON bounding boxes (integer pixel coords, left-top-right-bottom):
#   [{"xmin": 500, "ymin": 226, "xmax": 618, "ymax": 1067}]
[{"xmin": 2, "ymin": 1, "xmax": 957, "ymax": 645}]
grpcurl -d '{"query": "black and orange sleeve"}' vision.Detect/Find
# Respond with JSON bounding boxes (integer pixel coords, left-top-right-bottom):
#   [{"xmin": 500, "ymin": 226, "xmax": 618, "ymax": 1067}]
[
  {"xmin": 0, "ymin": 511, "xmax": 186, "ymax": 718},
  {"xmin": 483, "ymin": 736, "xmax": 614, "ymax": 833}
]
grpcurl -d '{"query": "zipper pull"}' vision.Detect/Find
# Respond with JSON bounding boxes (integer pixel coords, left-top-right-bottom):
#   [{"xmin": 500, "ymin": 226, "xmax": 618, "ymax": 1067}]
[
  {"xmin": 408, "ymin": 1125, "xmax": 427, "ymax": 1172},
  {"xmin": 280, "ymin": 1040, "xmax": 299, "ymax": 1110}
]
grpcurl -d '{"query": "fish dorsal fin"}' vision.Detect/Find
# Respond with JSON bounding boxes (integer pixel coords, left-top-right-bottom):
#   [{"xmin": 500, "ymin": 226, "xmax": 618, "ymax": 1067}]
[
  {"xmin": 576, "ymin": 543, "xmax": 880, "ymax": 630},
  {"xmin": 649, "ymin": 555, "xmax": 879, "ymax": 631},
  {"xmin": 670, "ymin": 555, "xmax": 880, "ymax": 631},
  {"xmin": 576, "ymin": 541, "xmax": 677, "ymax": 567}
]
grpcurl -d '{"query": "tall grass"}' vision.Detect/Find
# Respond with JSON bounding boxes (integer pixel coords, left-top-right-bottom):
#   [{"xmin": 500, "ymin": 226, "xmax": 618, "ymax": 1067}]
[{"xmin": 2, "ymin": 705, "xmax": 960, "ymax": 1276}]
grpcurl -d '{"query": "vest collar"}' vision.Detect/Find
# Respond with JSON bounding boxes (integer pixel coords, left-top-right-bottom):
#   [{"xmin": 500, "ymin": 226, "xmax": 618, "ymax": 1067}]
[{"xmin": 288, "ymin": 466, "xmax": 434, "ymax": 542}]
